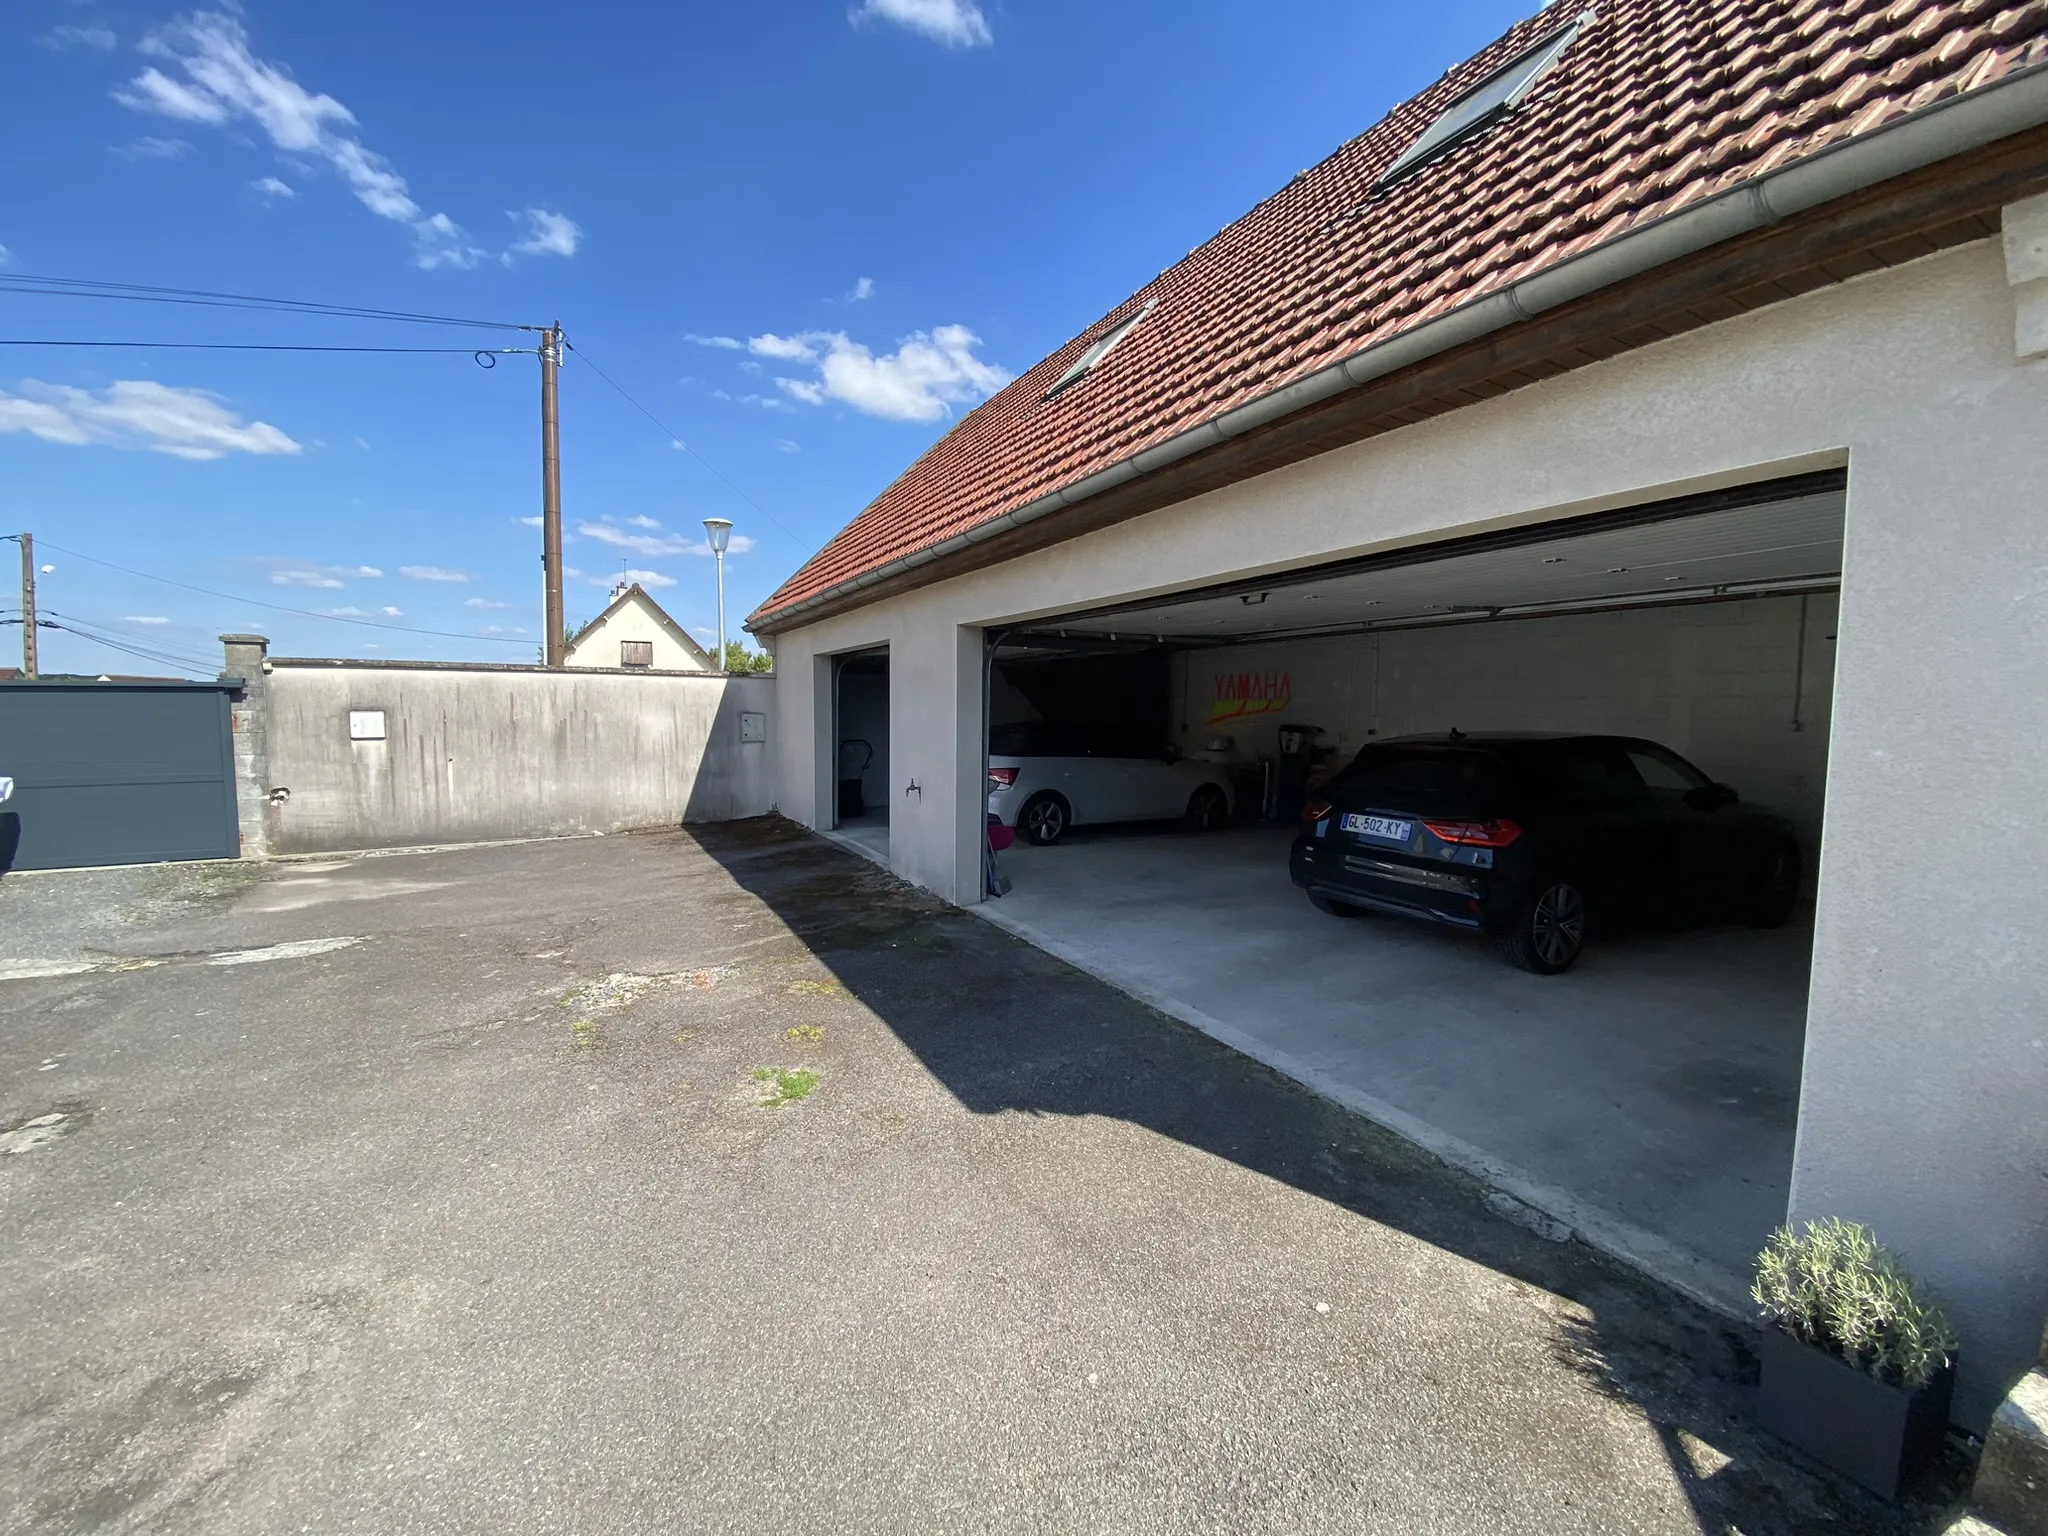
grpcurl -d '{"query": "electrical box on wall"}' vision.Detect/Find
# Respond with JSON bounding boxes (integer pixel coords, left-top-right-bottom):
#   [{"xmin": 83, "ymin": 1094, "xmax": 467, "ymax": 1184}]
[
  {"xmin": 739, "ymin": 712, "xmax": 767, "ymax": 743},
  {"xmin": 348, "ymin": 710, "xmax": 386, "ymax": 741}
]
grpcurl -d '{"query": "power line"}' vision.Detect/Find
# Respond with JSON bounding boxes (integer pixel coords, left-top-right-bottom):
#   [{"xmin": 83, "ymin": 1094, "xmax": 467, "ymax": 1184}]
[
  {"xmin": 564, "ymin": 340, "xmax": 808, "ymax": 550},
  {"xmin": 0, "ymin": 273, "xmax": 531, "ymax": 332},
  {"xmin": 39, "ymin": 622, "xmax": 212, "ymax": 678},
  {"xmin": 0, "ymin": 340, "xmax": 526, "ymax": 357},
  {"xmin": 34, "ymin": 540, "xmax": 533, "ymax": 645},
  {"xmin": 43, "ymin": 610, "xmax": 223, "ymax": 671}
]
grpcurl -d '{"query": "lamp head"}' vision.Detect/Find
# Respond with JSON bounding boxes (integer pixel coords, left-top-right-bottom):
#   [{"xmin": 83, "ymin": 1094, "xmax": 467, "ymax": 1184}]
[{"xmin": 702, "ymin": 517, "xmax": 733, "ymax": 555}]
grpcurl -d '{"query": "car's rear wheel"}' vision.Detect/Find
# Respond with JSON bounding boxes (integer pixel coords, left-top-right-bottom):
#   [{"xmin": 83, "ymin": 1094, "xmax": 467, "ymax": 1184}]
[
  {"xmin": 1745, "ymin": 843, "xmax": 1801, "ymax": 929},
  {"xmin": 1309, "ymin": 892, "xmax": 1369, "ymax": 919},
  {"xmin": 1185, "ymin": 784, "xmax": 1229, "ymax": 832},
  {"xmin": 1019, "ymin": 792, "xmax": 1069, "ymax": 847},
  {"xmin": 1498, "ymin": 880, "xmax": 1587, "ymax": 974}
]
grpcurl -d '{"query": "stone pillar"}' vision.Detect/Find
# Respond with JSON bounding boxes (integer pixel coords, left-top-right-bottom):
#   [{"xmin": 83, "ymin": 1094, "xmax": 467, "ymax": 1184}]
[
  {"xmin": 1970, "ymin": 1320, "xmax": 2048, "ymax": 1536},
  {"xmin": 220, "ymin": 634, "xmax": 271, "ymax": 859}
]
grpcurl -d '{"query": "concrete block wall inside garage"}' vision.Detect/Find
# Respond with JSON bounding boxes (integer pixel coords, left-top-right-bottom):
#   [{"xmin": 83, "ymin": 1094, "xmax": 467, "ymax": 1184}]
[{"xmin": 1179, "ymin": 592, "xmax": 1837, "ymax": 860}]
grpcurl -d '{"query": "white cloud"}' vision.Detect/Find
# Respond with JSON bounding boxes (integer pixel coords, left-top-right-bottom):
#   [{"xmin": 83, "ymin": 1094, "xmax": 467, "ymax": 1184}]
[
  {"xmin": 114, "ymin": 136, "xmax": 192, "ymax": 161},
  {"xmin": 272, "ymin": 570, "xmax": 344, "ymax": 590},
  {"xmin": 379, "ymin": 605, "xmax": 403, "ymax": 617},
  {"xmin": 748, "ymin": 333, "xmax": 817, "ymax": 362},
  {"xmin": 710, "ymin": 389, "xmax": 793, "ymax": 413},
  {"xmin": 327, "ymin": 605, "xmax": 368, "ymax": 616},
  {"xmin": 509, "ymin": 207, "xmax": 580, "ymax": 258},
  {"xmin": 686, "ymin": 334, "xmax": 744, "ymax": 350},
  {"xmin": 852, "ymin": 0, "xmax": 992, "ymax": 47},
  {"xmin": 398, "ymin": 565, "xmax": 470, "ymax": 583},
  {"xmin": 594, "ymin": 569, "xmax": 676, "ymax": 590},
  {"xmin": 44, "ymin": 24, "xmax": 119, "ymax": 51},
  {"xmin": 849, "ymin": 276, "xmax": 875, "ymax": 302},
  {"xmin": 0, "ymin": 247, "xmax": 9, "ymax": 268},
  {"xmin": 116, "ymin": 12, "xmax": 485, "ymax": 270},
  {"xmin": 123, "ymin": 615, "xmax": 170, "ymax": 625},
  {"xmin": 626, "ymin": 515, "xmax": 662, "ymax": 530},
  {"xmin": 464, "ymin": 596, "xmax": 511, "ymax": 610},
  {"xmin": 759, "ymin": 324, "xmax": 1009, "ymax": 422},
  {"xmin": 577, "ymin": 518, "xmax": 755, "ymax": 559},
  {"xmin": 775, "ymin": 439, "xmax": 801, "ymax": 454},
  {"xmin": 252, "ymin": 175, "xmax": 296, "ymax": 199},
  {"xmin": 0, "ymin": 379, "xmax": 299, "ymax": 461},
  {"xmin": 517, "ymin": 515, "xmax": 544, "ymax": 528}
]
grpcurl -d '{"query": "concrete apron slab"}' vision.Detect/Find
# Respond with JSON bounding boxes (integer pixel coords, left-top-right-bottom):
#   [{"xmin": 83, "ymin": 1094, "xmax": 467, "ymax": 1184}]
[
  {"xmin": 973, "ymin": 825, "xmax": 1810, "ymax": 1322},
  {"xmin": 821, "ymin": 818, "xmax": 891, "ymax": 869}
]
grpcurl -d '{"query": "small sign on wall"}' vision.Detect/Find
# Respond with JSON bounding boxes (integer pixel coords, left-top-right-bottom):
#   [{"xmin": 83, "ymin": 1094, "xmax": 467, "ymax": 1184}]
[
  {"xmin": 349, "ymin": 710, "xmax": 387, "ymax": 741},
  {"xmin": 740, "ymin": 711, "xmax": 767, "ymax": 743}
]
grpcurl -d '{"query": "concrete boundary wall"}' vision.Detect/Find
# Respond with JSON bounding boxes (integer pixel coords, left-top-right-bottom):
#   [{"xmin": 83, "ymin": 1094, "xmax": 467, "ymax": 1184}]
[{"xmin": 222, "ymin": 638, "xmax": 774, "ymax": 855}]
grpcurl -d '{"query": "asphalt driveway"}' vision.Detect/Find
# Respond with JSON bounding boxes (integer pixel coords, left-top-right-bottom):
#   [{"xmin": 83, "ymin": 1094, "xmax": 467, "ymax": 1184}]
[{"xmin": 0, "ymin": 822, "xmax": 1956, "ymax": 1534}]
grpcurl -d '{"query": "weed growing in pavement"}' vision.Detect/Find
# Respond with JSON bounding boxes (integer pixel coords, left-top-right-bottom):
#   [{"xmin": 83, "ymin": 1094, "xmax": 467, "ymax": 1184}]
[
  {"xmin": 571, "ymin": 1019, "xmax": 600, "ymax": 1050},
  {"xmin": 750, "ymin": 1067, "xmax": 819, "ymax": 1107},
  {"xmin": 785, "ymin": 1025, "xmax": 825, "ymax": 1046},
  {"xmin": 787, "ymin": 979, "xmax": 845, "ymax": 998}
]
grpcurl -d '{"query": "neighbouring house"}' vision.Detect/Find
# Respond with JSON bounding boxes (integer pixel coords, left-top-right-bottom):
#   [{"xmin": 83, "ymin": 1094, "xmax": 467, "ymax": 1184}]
[
  {"xmin": 564, "ymin": 582, "xmax": 716, "ymax": 673},
  {"xmin": 748, "ymin": 0, "xmax": 2048, "ymax": 1428}
]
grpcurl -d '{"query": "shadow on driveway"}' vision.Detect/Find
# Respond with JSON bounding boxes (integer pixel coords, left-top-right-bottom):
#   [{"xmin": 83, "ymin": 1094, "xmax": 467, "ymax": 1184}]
[{"xmin": 689, "ymin": 816, "xmax": 1968, "ymax": 1536}]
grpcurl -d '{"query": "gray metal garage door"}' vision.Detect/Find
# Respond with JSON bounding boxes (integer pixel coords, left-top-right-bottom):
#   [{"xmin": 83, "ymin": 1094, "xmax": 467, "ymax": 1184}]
[{"xmin": 0, "ymin": 681, "xmax": 240, "ymax": 871}]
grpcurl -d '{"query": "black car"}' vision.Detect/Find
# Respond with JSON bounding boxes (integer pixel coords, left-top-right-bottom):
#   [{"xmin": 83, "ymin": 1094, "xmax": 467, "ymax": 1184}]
[{"xmin": 1289, "ymin": 733, "xmax": 1801, "ymax": 974}]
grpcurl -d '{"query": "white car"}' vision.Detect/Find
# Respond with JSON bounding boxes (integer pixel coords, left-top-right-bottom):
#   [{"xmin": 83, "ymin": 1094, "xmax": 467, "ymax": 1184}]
[{"xmin": 987, "ymin": 723, "xmax": 1234, "ymax": 846}]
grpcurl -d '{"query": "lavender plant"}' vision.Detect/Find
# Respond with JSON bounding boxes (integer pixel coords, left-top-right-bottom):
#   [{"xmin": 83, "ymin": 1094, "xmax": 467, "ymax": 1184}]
[{"xmin": 1753, "ymin": 1218, "xmax": 1957, "ymax": 1389}]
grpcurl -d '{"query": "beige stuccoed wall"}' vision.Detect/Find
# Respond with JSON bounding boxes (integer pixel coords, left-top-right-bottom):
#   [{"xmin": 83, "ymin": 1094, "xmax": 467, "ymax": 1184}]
[{"xmin": 765, "ymin": 236, "xmax": 2048, "ymax": 1425}]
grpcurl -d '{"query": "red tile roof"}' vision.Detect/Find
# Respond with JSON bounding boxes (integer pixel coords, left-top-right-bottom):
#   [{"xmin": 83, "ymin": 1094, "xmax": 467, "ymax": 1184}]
[{"xmin": 754, "ymin": 0, "xmax": 2048, "ymax": 628}]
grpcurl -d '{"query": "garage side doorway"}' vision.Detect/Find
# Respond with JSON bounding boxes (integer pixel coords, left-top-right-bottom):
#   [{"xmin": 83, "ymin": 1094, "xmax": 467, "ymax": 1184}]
[{"xmin": 833, "ymin": 649, "xmax": 891, "ymax": 863}]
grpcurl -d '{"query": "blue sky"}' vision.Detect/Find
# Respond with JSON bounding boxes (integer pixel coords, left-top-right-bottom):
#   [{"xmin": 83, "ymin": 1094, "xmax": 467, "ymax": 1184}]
[{"xmin": 1, "ymin": 0, "xmax": 1532, "ymax": 676}]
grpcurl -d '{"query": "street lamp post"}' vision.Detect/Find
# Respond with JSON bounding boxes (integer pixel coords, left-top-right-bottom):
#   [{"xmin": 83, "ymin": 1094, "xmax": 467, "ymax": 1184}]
[{"xmin": 703, "ymin": 518, "xmax": 733, "ymax": 673}]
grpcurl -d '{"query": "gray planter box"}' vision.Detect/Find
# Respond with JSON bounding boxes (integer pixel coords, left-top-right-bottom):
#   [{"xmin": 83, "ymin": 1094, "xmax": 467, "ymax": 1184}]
[{"xmin": 1756, "ymin": 1326, "xmax": 1954, "ymax": 1500}]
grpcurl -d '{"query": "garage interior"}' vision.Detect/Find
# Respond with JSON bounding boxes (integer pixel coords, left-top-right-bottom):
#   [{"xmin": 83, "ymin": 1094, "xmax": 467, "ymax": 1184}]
[
  {"xmin": 833, "ymin": 648, "xmax": 892, "ymax": 863},
  {"xmin": 978, "ymin": 471, "xmax": 1844, "ymax": 1307}
]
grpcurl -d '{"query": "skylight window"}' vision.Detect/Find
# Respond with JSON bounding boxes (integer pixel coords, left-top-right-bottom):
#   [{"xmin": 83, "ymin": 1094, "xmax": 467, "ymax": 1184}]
[
  {"xmin": 1045, "ymin": 297, "xmax": 1157, "ymax": 399},
  {"xmin": 1377, "ymin": 9, "xmax": 1594, "ymax": 188}
]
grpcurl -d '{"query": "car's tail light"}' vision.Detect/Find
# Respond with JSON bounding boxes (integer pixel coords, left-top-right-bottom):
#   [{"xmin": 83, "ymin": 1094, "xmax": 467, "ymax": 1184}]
[
  {"xmin": 1423, "ymin": 817, "xmax": 1523, "ymax": 848},
  {"xmin": 986, "ymin": 765, "xmax": 1018, "ymax": 789},
  {"xmin": 1303, "ymin": 799, "xmax": 1332, "ymax": 822}
]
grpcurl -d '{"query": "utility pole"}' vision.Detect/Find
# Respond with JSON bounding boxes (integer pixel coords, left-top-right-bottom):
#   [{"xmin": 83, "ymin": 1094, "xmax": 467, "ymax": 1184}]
[
  {"xmin": 17, "ymin": 533, "xmax": 35, "ymax": 679},
  {"xmin": 540, "ymin": 323, "xmax": 566, "ymax": 667}
]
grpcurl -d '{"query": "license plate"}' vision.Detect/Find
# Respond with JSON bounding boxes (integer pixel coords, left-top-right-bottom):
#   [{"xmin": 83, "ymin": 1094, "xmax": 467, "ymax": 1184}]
[{"xmin": 1341, "ymin": 813, "xmax": 1412, "ymax": 843}]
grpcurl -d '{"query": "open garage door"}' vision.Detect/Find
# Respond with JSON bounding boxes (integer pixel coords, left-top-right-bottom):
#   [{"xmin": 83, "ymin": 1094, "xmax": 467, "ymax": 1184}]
[
  {"xmin": 979, "ymin": 470, "xmax": 1844, "ymax": 1308},
  {"xmin": 0, "ymin": 681, "xmax": 240, "ymax": 872}
]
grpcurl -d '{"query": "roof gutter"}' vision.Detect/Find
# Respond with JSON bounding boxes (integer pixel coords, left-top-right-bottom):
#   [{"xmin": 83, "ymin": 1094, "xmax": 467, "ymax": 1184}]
[{"xmin": 754, "ymin": 62, "xmax": 2048, "ymax": 634}]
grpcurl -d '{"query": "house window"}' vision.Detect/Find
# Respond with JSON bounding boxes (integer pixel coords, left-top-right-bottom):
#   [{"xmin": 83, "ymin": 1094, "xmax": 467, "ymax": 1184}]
[
  {"xmin": 1045, "ymin": 297, "xmax": 1158, "ymax": 399},
  {"xmin": 620, "ymin": 640, "xmax": 653, "ymax": 669},
  {"xmin": 1376, "ymin": 10, "xmax": 1592, "ymax": 188}
]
